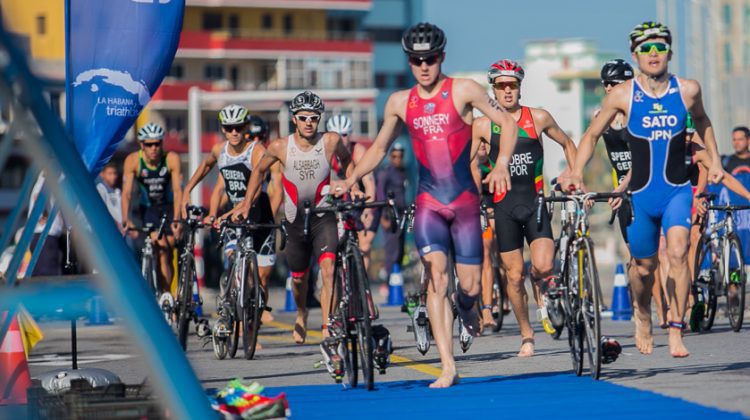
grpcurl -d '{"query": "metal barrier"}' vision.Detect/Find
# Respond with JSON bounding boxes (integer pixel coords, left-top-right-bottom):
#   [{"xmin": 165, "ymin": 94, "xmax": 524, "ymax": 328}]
[{"xmin": 0, "ymin": 19, "xmax": 213, "ymax": 419}]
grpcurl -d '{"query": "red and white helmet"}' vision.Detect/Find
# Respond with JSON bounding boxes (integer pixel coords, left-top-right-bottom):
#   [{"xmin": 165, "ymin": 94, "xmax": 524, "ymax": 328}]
[{"xmin": 487, "ymin": 59, "xmax": 525, "ymax": 84}]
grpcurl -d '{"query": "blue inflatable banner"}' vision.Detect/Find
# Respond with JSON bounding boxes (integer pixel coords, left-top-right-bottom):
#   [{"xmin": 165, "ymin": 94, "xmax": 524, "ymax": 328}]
[{"xmin": 65, "ymin": 0, "xmax": 185, "ymax": 172}]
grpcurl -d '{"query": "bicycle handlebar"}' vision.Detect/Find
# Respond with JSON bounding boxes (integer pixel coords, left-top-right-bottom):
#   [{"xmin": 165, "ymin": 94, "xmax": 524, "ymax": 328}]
[
  {"xmin": 217, "ymin": 219, "xmax": 288, "ymax": 251},
  {"xmin": 535, "ymin": 190, "xmax": 633, "ymax": 229},
  {"xmin": 303, "ymin": 194, "xmax": 399, "ymax": 239}
]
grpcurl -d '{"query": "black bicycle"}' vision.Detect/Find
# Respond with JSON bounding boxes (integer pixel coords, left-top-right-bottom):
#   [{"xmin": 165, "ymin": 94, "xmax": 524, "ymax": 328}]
[
  {"xmin": 125, "ymin": 214, "xmax": 170, "ymax": 322},
  {"xmin": 213, "ymin": 218, "xmax": 286, "ymax": 360},
  {"xmin": 307, "ymin": 196, "xmax": 397, "ymax": 390},
  {"xmin": 537, "ymin": 189, "xmax": 631, "ymax": 380},
  {"xmin": 691, "ymin": 192, "xmax": 748, "ymax": 332},
  {"xmin": 174, "ymin": 205, "xmax": 209, "ymax": 351}
]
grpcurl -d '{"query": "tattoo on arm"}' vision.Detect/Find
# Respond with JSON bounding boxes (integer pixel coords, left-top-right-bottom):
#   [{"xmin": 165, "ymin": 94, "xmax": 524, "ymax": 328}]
[{"xmin": 487, "ymin": 96, "xmax": 503, "ymax": 112}]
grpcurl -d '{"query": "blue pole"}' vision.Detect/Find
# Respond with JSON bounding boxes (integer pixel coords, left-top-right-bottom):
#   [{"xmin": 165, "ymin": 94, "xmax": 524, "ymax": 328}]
[
  {"xmin": 0, "ymin": 168, "xmax": 37, "ymax": 252},
  {"xmin": 24, "ymin": 205, "xmax": 59, "ymax": 278},
  {"xmin": 0, "ymin": 19, "xmax": 212, "ymax": 420},
  {"xmin": 4, "ymin": 189, "xmax": 47, "ymax": 286}
]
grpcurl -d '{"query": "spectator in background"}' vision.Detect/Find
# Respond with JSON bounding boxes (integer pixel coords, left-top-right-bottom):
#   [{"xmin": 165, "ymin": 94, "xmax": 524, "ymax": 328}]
[
  {"xmin": 27, "ymin": 173, "xmax": 64, "ymax": 277},
  {"xmin": 721, "ymin": 126, "xmax": 750, "ymax": 259},
  {"xmin": 376, "ymin": 142, "xmax": 408, "ymax": 279},
  {"xmin": 96, "ymin": 162, "xmax": 124, "ymax": 232}
]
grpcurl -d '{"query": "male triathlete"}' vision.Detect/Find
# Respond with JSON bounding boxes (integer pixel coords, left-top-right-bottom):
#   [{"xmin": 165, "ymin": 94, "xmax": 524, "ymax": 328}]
[
  {"xmin": 567, "ymin": 22, "xmax": 724, "ymax": 358},
  {"xmin": 122, "ymin": 122, "xmax": 183, "ymax": 307},
  {"xmin": 474, "ymin": 59, "xmax": 577, "ymax": 357},
  {"xmin": 181, "ymin": 105, "xmax": 277, "ymax": 334},
  {"xmin": 330, "ymin": 22, "xmax": 518, "ymax": 388}
]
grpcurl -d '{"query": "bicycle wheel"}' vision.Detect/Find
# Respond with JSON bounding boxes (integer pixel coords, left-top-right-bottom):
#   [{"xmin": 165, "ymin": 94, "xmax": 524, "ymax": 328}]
[
  {"xmin": 242, "ymin": 253, "xmax": 262, "ymax": 360},
  {"xmin": 693, "ymin": 238, "xmax": 718, "ymax": 331},
  {"xmin": 142, "ymin": 254, "xmax": 158, "ymax": 296},
  {"xmin": 579, "ymin": 238, "xmax": 602, "ymax": 380},
  {"xmin": 226, "ymin": 268, "xmax": 240, "ymax": 359},
  {"xmin": 491, "ymin": 268, "xmax": 505, "ymax": 332},
  {"xmin": 176, "ymin": 255, "xmax": 193, "ymax": 351},
  {"xmin": 725, "ymin": 234, "xmax": 746, "ymax": 332},
  {"xmin": 564, "ymin": 251, "xmax": 584, "ymax": 376},
  {"xmin": 351, "ymin": 247, "xmax": 374, "ymax": 390}
]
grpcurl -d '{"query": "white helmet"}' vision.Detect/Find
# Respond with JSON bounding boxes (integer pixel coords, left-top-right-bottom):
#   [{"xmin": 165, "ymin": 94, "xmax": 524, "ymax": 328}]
[
  {"xmin": 137, "ymin": 122, "xmax": 165, "ymax": 141},
  {"xmin": 218, "ymin": 104, "xmax": 249, "ymax": 126},
  {"xmin": 326, "ymin": 114, "xmax": 352, "ymax": 136}
]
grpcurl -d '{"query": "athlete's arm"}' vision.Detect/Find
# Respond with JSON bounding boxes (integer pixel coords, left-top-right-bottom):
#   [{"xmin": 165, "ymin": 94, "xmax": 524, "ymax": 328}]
[
  {"xmin": 336, "ymin": 92, "xmax": 405, "ymax": 194},
  {"xmin": 683, "ymin": 79, "xmax": 723, "ymax": 184},
  {"xmin": 249, "ymin": 142, "xmax": 267, "ymax": 203},
  {"xmin": 353, "ymin": 143, "xmax": 376, "ymax": 202},
  {"xmin": 471, "ymin": 117, "xmax": 491, "ymax": 164},
  {"xmin": 227, "ymin": 141, "xmax": 281, "ymax": 221},
  {"xmin": 120, "ymin": 153, "xmax": 136, "ymax": 229},
  {"xmin": 694, "ymin": 150, "xmax": 750, "ymax": 201},
  {"xmin": 268, "ymin": 161, "xmax": 283, "ymax": 217},
  {"xmin": 569, "ymin": 83, "xmax": 628, "ymax": 190},
  {"xmin": 206, "ymin": 176, "xmax": 225, "ymax": 223},
  {"xmin": 181, "ymin": 143, "xmax": 221, "ymax": 219},
  {"xmin": 535, "ymin": 109, "xmax": 577, "ymax": 170}
]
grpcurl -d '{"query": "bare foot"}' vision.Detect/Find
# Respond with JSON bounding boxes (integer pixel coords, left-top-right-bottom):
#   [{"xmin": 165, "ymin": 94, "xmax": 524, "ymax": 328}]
[
  {"xmin": 293, "ymin": 310, "xmax": 308, "ymax": 344},
  {"xmin": 517, "ymin": 337, "xmax": 534, "ymax": 357},
  {"xmin": 668, "ymin": 325, "xmax": 689, "ymax": 358},
  {"xmin": 255, "ymin": 342, "xmax": 263, "ymax": 351},
  {"xmin": 429, "ymin": 370, "xmax": 460, "ymax": 388},
  {"xmin": 481, "ymin": 308, "xmax": 497, "ymax": 332},
  {"xmin": 633, "ymin": 309, "xmax": 653, "ymax": 355},
  {"xmin": 261, "ymin": 310, "xmax": 274, "ymax": 324}
]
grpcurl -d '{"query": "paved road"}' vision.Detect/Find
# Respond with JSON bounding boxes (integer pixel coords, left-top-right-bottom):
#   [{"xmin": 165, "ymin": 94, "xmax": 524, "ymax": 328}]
[{"xmin": 23, "ymin": 286, "xmax": 750, "ymax": 418}]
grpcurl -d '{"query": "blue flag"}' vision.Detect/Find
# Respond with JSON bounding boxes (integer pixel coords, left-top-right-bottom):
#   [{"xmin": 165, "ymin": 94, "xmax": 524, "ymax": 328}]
[{"xmin": 65, "ymin": 0, "xmax": 185, "ymax": 172}]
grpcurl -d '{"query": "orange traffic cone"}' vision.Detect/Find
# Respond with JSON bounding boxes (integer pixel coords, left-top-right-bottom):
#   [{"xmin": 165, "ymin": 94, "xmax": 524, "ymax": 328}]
[{"xmin": 0, "ymin": 312, "xmax": 32, "ymax": 405}]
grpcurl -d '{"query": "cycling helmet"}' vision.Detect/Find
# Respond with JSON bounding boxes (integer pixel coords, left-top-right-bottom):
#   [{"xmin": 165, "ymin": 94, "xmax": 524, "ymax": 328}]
[
  {"xmin": 325, "ymin": 114, "xmax": 352, "ymax": 136},
  {"xmin": 289, "ymin": 91, "xmax": 325, "ymax": 115},
  {"xmin": 247, "ymin": 115, "xmax": 269, "ymax": 138},
  {"xmin": 629, "ymin": 21, "xmax": 672, "ymax": 51},
  {"xmin": 402, "ymin": 22, "xmax": 446, "ymax": 57},
  {"xmin": 137, "ymin": 122, "xmax": 165, "ymax": 141},
  {"xmin": 600, "ymin": 59, "xmax": 634, "ymax": 83},
  {"xmin": 218, "ymin": 104, "xmax": 249, "ymax": 126},
  {"xmin": 487, "ymin": 59, "xmax": 525, "ymax": 83}
]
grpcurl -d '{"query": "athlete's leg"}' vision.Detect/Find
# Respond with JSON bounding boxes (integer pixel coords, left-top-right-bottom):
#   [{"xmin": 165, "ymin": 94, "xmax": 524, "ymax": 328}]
[
  {"xmin": 422, "ymin": 251, "xmax": 458, "ymax": 388},
  {"xmin": 312, "ymin": 213, "xmax": 338, "ymax": 338},
  {"xmin": 630, "ymin": 256, "xmax": 657, "ymax": 354},
  {"xmin": 664, "ymin": 225, "xmax": 690, "ymax": 357},
  {"xmin": 654, "ymin": 235, "xmax": 668, "ymax": 328},
  {"xmin": 480, "ymin": 228, "xmax": 496, "ymax": 329},
  {"xmin": 154, "ymin": 232, "xmax": 173, "ymax": 293},
  {"xmin": 500, "ymin": 249, "xmax": 534, "ymax": 356},
  {"xmin": 357, "ymin": 229, "xmax": 375, "ymax": 271},
  {"xmin": 318, "ymin": 255, "xmax": 335, "ymax": 338},
  {"xmin": 291, "ymin": 270, "xmax": 309, "ymax": 344}
]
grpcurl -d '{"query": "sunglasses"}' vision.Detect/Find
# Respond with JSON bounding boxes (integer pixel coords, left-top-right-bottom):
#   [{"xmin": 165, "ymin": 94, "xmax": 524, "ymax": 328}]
[
  {"xmin": 636, "ymin": 42, "xmax": 670, "ymax": 55},
  {"xmin": 602, "ymin": 81, "xmax": 622, "ymax": 88},
  {"xmin": 296, "ymin": 114, "xmax": 321, "ymax": 123},
  {"xmin": 492, "ymin": 81, "xmax": 520, "ymax": 91},
  {"xmin": 223, "ymin": 123, "xmax": 247, "ymax": 133},
  {"xmin": 142, "ymin": 142, "xmax": 161, "ymax": 148},
  {"xmin": 408, "ymin": 54, "xmax": 441, "ymax": 66}
]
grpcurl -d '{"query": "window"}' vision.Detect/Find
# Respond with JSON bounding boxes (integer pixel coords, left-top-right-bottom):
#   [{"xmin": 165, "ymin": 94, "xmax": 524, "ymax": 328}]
[
  {"xmin": 36, "ymin": 14, "xmax": 46, "ymax": 35},
  {"xmin": 375, "ymin": 73, "xmax": 388, "ymax": 88},
  {"xmin": 228, "ymin": 14, "xmax": 239, "ymax": 37},
  {"xmin": 165, "ymin": 115, "xmax": 185, "ymax": 132},
  {"xmin": 167, "ymin": 63, "xmax": 184, "ymax": 79},
  {"xmin": 204, "ymin": 116, "xmax": 220, "ymax": 133},
  {"xmin": 359, "ymin": 109, "xmax": 369, "ymax": 135},
  {"xmin": 283, "ymin": 14, "xmax": 293, "ymax": 34},
  {"xmin": 725, "ymin": 42, "xmax": 734, "ymax": 71},
  {"xmin": 202, "ymin": 12, "xmax": 222, "ymax": 30},
  {"xmin": 261, "ymin": 13, "xmax": 273, "ymax": 30},
  {"xmin": 286, "ymin": 59, "xmax": 304, "ymax": 88},
  {"xmin": 558, "ymin": 80, "xmax": 571, "ymax": 92},
  {"xmin": 350, "ymin": 60, "xmax": 370, "ymax": 88},
  {"xmin": 204, "ymin": 64, "xmax": 224, "ymax": 80},
  {"xmin": 745, "ymin": 42, "xmax": 750, "ymax": 69},
  {"xmin": 746, "ymin": 6, "xmax": 750, "ymax": 34},
  {"xmin": 396, "ymin": 74, "xmax": 409, "ymax": 88},
  {"xmin": 369, "ymin": 28, "xmax": 402, "ymax": 43},
  {"xmin": 724, "ymin": 4, "xmax": 732, "ymax": 29}
]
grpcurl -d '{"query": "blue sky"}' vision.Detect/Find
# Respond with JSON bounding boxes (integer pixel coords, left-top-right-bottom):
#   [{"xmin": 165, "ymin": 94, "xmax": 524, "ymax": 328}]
[{"xmin": 424, "ymin": 0, "xmax": 658, "ymax": 73}]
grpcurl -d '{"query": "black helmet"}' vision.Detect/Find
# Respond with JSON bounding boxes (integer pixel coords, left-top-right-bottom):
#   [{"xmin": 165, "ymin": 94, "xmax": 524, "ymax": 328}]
[
  {"xmin": 402, "ymin": 22, "xmax": 446, "ymax": 57},
  {"xmin": 289, "ymin": 91, "xmax": 325, "ymax": 114},
  {"xmin": 247, "ymin": 115, "xmax": 269, "ymax": 139},
  {"xmin": 629, "ymin": 21, "xmax": 672, "ymax": 51},
  {"xmin": 600, "ymin": 59, "xmax": 634, "ymax": 83}
]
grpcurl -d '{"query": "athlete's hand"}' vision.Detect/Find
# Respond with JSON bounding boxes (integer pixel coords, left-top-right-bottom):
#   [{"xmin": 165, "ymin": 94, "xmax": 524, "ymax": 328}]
[
  {"xmin": 483, "ymin": 162, "xmax": 511, "ymax": 196},
  {"xmin": 563, "ymin": 172, "xmax": 583, "ymax": 193},
  {"xmin": 695, "ymin": 197, "xmax": 708, "ymax": 217},
  {"xmin": 608, "ymin": 182, "xmax": 627, "ymax": 210},
  {"xmin": 202, "ymin": 214, "xmax": 216, "ymax": 226},
  {"xmin": 229, "ymin": 203, "xmax": 251, "ymax": 223},
  {"xmin": 180, "ymin": 198, "xmax": 191, "ymax": 220},
  {"xmin": 172, "ymin": 221, "xmax": 183, "ymax": 240},
  {"xmin": 330, "ymin": 179, "xmax": 350, "ymax": 198},
  {"xmin": 707, "ymin": 163, "xmax": 724, "ymax": 185}
]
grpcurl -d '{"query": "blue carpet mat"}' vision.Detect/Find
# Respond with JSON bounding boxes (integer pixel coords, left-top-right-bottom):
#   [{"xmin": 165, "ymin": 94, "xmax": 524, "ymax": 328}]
[{"xmin": 266, "ymin": 373, "xmax": 744, "ymax": 419}]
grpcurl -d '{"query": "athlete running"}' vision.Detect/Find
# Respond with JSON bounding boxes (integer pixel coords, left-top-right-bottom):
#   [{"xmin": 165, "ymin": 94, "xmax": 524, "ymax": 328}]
[
  {"xmin": 181, "ymin": 105, "xmax": 278, "ymax": 333},
  {"xmin": 330, "ymin": 22, "xmax": 518, "ymax": 388},
  {"xmin": 326, "ymin": 114, "xmax": 378, "ymax": 269},
  {"xmin": 567, "ymin": 22, "xmax": 724, "ymax": 358},
  {"xmin": 475, "ymin": 59, "xmax": 577, "ymax": 357},
  {"xmin": 121, "ymin": 122, "xmax": 183, "ymax": 307},
  {"xmin": 226, "ymin": 91, "xmax": 355, "ymax": 345}
]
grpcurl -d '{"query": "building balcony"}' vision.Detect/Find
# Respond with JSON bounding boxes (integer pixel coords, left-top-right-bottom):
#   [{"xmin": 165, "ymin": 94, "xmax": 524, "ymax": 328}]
[
  {"xmin": 177, "ymin": 30, "xmax": 372, "ymax": 59},
  {"xmin": 185, "ymin": 0, "xmax": 372, "ymax": 11}
]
